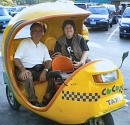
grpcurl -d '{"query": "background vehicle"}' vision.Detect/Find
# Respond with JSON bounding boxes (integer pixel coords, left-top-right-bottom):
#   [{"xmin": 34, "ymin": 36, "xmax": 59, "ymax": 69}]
[
  {"xmin": 10, "ymin": 6, "xmax": 27, "ymax": 17},
  {"xmin": 119, "ymin": 7, "xmax": 130, "ymax": 38},
  {"xmin": 5, "ymin": 6, "xmax": 27, "ymax": 17},
  {"xmin": 0, "ymin": 5, "xmax": 12, "ymax": 29},
  {"xmin": 84, "ymin": 6, "xmax": 113, "ymax": 31},
  {"xmin": 74, "ymin": 2, "xmax": 92, "ymax": 10},
  {"xmin": 104, "ymin": 4, "xmax": 118, "ymax": 24},
  {"xmin": 82, "ymin": 24, "xmax": 89, "ymax": 42}
]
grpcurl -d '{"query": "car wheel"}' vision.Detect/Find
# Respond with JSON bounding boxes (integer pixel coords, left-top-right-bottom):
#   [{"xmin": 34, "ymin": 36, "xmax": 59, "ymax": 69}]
[
  {"xmin": 6, "ymin": 86, "xmax": 21, "ymax": 110},
  {"xmin": 105, "ymin": 27, "xmax": 108, "ymax": 31},
  {"xmin": 110, "ymin": 22, "xmax": 112, "ymax": 27},
  {"xmin": 120, "ymin": 34, "xmax": 124, "ymax": 38},
  {"xmin": 113, "ymin": 17, "xmax": 118, "ymax": 24},
  {"xmin": 114, "ymin": 19, "xmax": 117, "ymax": 24}
]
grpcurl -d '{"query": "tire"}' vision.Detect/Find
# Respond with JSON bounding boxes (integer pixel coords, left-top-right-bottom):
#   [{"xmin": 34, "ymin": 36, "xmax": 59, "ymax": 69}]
[
  {"xmin": 86, "ymin": 113, "xmax": 114, "ymax": 125},
  {"xmin": 105, "ymin": 27, "xmax": 108, "ymax": 31},
  {"xmin": 113, "ymin": 19, "xmax": 117, "ymax": 24},
  {"xmin": 120, "ymin": 34, "xmax": 124, "ymax": 38},
  {"xmin": 110, "ymin": 23, "xmax": 112, "ymax": 27},
  {"xmin": 6, "ymin": 86, "xmax": 21, "ymax": 110},
  {"xmin": 113, "ymin": 18, "xmax": 118, "ymax": 24}
]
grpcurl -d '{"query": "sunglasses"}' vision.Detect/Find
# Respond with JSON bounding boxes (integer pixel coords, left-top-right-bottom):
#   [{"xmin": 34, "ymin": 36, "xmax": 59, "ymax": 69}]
[{"xmin": 32, "ymin": 30, "xmax": 43, "ymax": 33}]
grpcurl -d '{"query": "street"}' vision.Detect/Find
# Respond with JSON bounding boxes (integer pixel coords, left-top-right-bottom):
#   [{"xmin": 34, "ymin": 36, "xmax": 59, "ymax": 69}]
[{"xmin": 0, "ymin": 22, "xmax": 130, "ymax": 125}]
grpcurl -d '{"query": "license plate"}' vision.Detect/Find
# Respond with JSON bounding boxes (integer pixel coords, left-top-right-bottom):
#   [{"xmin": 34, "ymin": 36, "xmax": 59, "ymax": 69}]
[{"xmin": 90, "ymin": 21, "xmax": 96, "ymax": 24}]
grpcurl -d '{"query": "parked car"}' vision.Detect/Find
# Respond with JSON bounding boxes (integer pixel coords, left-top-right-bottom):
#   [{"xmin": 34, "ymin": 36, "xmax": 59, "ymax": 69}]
[
  {"xmin": 0, "ymin": 5, "xmax": 12, "ymax": 29},
  {"xmin": 119, "ymin": 7, "xmax": 130, "ymax": 38},
  {"xmin": 4, "ymin": 6, "xmax": 17, "ymax": 16},
  {"xmin": 104, "ymin": 4, "xmax": 118, "ymax": 24},
  {"xmin": 10, "ymin": 6, "xmax": 27, "ymax": 17},
  {"xmin": 74, "ymin": 2, "xmax": 92, "ymax": 10},
  {"xmin": 5, "ymin": 6, "xmax": 27, "ymax": 17},
  {"xmin": 84, "ymin": 6, "xmax": 113, "ymax": 31}
]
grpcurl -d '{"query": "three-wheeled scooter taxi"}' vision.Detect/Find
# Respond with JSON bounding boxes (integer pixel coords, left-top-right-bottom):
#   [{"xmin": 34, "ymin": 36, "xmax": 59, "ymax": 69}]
[{"xmin": 1, "ymin": 2, "xmax": 128, "ymax": 125}]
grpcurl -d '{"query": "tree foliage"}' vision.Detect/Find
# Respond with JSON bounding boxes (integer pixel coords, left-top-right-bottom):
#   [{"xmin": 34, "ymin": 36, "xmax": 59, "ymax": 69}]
[
  {"xmin": 0, "ymin": 0, "xmax": 14, "ymax": 5},
  {"xmin": 0, "ymin": 0, "xmax": 74, "ymax": 5}
]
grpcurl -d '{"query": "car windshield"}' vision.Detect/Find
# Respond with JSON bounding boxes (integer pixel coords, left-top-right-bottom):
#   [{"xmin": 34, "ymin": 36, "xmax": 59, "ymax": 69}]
[
  {"xmin": 108, "ymin": 5, "xmax": 115, "ymax": 11},
  {"xmin": 15, "ymin": 7, "xmax": 25, "ymax": 12},
  {"xmin": 74, "ymin": 4, "xmax": 86, "ymax": 10},
  {"xmin": 0, "ymin": 8, "xmax": 9, "ymax": 16},
  {"xmin": 123, "ymin": 8, "xmax": 130, "ymax": 18},
  {"xmin": 88, "ymin": 7, "xmax": 108, "ymax": 14}
]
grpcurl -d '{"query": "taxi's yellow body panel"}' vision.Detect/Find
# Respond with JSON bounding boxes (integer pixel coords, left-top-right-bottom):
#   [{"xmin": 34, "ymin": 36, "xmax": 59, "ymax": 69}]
[{"xmin": 2, "ymin": 2, "xmax": 125, "ymax": 125}]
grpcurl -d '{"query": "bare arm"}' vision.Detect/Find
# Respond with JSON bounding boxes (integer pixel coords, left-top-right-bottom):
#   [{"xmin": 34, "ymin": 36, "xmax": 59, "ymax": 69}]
[
  {"xmin": 80, "ymin": 51, "xmax": 88, "ymax": 64},
  {"xmin": 73, "ymin": 51, "xmax": 88, "ymax": 69},
  {"xmin": 14, "ymin": 58, "xmax": 25, "ymax": 71},
  {"xmin": 44, "ymin": 60, "xmax": 52, "ymax": 70},
  {"xmin": 39, "ymin": 60, "xmax": 52, "ymax": 82}
]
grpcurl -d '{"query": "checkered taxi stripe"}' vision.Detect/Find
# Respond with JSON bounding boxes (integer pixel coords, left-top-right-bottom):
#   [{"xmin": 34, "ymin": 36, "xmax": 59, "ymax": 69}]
[{"xmin": 62, "ymin": 90, "xmax": 100, "ymax": 102}]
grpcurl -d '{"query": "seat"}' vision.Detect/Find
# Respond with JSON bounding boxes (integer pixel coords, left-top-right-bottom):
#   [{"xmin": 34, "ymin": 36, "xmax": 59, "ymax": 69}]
[
  {"xmin": 51, "ymin": 56, "xmax": 74, "ymax": 85},
  {"xmin": 52, "ymin": 56, "xmax": 74, "ymax": 72},
  {"xmin": 44, "ymin": 37, "xmax": 56, "ymax": 56}
]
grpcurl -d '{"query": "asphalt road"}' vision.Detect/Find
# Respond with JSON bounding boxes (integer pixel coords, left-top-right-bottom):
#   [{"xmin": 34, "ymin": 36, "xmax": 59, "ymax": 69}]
[{"xmin": 0, "ymin": 22, "xmax": 130, "ymax": 125}]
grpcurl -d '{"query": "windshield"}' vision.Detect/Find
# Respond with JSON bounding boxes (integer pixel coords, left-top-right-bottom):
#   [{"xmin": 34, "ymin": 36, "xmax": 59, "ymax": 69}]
[
  {"xmin": 123, "ymin": 8, "xmax": 130, "ymax": 18},
  {"xmin": 88, "ymin": 7, "xmax": 108, "ymax": 14},
  {"xmin": 15, "ymin": 7, "xmax": 26, "ymax": 12},
  {"xmin": 74, "ymin": 4, "xmax": 86, "ymax": 10},
  {"xmin": 108, "ymin": 5, "xmax": 115, "ymax": 11},
  {"xmin": 0, "ymin": 7, "xmax": 9, "ymax": 16}
]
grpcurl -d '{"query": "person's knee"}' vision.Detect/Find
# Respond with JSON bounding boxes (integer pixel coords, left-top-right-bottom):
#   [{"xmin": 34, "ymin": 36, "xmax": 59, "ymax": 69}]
[{"xmin": 24, "ymin": 74, "xmax": 33, "ymax": 83}]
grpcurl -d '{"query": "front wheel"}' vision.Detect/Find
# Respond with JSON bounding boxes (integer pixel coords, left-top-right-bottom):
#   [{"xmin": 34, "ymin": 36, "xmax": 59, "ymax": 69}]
[
  {"xmin": 110, "ymin": 22, "xmax": 112, "ymax": 27},
  {"xmin": 86, "ymin": 113, "xmax": 114, "ymax": 125},
  {"xmin": 105, "ymin": 27, "xmax": 108, "ymax": 31},
  {"xmin": 120, "ymin": 33, "xmax": 124, "ymax": 38},
  {"xmin": 6, "ymin": 86, "xmax": 21, "ymax": 110}
]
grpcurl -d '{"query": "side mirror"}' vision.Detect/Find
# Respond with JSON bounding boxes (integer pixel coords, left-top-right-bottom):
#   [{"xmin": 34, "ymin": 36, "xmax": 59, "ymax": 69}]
[
  {"xmin": 122, "ymin": 51, "xmax": 129, "ymax": 62},
  {"xmin": 119, "ymin": 51, "xmax": 129, "ymax": 69}
]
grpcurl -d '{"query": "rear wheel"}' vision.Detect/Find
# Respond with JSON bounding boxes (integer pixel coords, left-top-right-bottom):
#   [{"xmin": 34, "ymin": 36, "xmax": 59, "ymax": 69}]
[
  {"xmin": 114, "ymin": 19, "xmax": 118, "ymax": 24},
  {"xmin": 110, "ymin": 22, "xmax": 112, "ymax": 27},
  {"xmin": 105, "ymin": 27, "xmax": 108, "ymax": 31},
  {"xmin": 85, "ymin": 113, "xmax": 114, "ymax": 125},
  {"xmin": 6, "ymin": 86, "xmax": 21, "ymax": 110}
]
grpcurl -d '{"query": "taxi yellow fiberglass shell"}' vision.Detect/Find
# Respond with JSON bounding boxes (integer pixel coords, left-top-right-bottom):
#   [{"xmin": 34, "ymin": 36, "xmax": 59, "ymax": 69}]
[{"xmin": 1, "ymin": 2, "xmax": 128, "ymax": 125}]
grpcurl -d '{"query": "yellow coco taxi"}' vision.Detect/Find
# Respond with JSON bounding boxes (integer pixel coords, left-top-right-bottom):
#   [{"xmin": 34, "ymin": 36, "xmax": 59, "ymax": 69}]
[
  {"xmin": 83, "ymin": 24, "xmax": 89, "ymax": 42},
  {"xmin": 1, "ymin": 2, "xmax": 128, "ymax": 125}
]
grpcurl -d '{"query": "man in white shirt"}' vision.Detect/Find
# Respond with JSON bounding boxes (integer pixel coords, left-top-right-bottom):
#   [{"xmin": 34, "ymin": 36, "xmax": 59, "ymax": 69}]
[{"xmin": 14, "ymin": 23, "xmax": 53, "ymax": 107}]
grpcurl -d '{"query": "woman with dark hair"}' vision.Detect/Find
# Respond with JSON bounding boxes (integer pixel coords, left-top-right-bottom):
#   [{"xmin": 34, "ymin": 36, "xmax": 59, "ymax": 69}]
[{"xmin": 54, "ymin": 20, "xmax": 89, "ymax": 69}]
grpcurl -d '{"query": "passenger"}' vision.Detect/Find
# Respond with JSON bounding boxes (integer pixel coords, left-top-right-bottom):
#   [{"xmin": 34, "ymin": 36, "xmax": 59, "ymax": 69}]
[
  {"xmin": 54, "ymin": 20, "xmax": 90, "ymax": 69},
  {"xmin": 14, "ymin": 23, "xmax": 55, "ymax": 107}
]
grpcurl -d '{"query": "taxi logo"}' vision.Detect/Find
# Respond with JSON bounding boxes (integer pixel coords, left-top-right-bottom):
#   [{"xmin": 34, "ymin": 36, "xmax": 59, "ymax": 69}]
[
  {"xmin": 102, "ymin": 85, "xmax": 123, "ymax": 95},
  {"xmin": 106, "ymin": 97, "xmax": 121, "ymax": 105}
]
